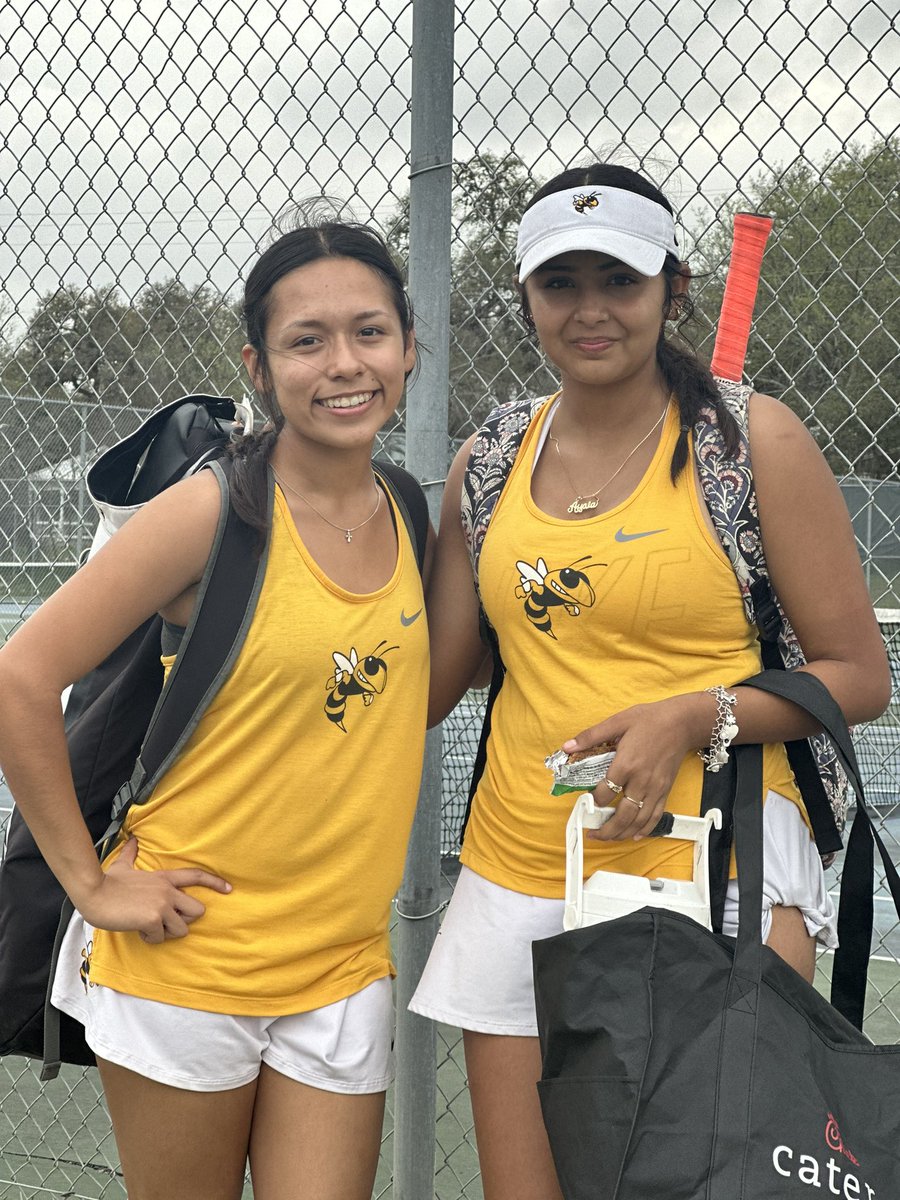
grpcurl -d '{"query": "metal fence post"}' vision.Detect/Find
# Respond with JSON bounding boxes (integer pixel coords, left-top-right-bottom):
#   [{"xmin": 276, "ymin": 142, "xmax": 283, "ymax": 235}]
[{"xmin": 393, "ymin": 0, "xmax": 454, "ymax": 1196}]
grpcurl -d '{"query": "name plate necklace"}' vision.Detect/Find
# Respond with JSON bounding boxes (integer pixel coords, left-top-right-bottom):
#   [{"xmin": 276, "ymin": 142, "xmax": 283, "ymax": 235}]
[{"xmin": 548, "ymin": 400, "xmax": 669, "ymax": 516}]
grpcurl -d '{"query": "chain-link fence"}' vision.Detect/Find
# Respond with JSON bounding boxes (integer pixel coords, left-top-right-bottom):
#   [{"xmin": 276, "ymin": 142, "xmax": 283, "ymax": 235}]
[{"xmin": 1, "ymin": 0, "xmax": 898, "ymax": 1195}]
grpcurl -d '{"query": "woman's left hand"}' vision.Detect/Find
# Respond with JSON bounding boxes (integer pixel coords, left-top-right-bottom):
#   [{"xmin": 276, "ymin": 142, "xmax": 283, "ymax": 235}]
[{"xmin": 561, "ymin": 693, "xmax": 713, "ymax": 841}]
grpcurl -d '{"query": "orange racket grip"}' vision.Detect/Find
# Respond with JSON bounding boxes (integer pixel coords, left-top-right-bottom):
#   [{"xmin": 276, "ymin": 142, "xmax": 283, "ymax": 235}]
[{"xmin": 710, "ymin": 212, "xmax": 774, "ymax": 383}]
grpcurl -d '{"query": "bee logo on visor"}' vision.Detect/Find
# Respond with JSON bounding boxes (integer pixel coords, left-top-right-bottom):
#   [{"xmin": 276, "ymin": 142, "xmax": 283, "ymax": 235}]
[{"xmin": 572, "ymin": 192, "xmax": 599, "ymax": 214}]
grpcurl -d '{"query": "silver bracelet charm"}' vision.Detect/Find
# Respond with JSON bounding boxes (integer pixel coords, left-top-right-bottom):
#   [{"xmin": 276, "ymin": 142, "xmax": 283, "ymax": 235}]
[{"xmin": 698, "ymin": 685, "xmax": 738, "ymax": 773}]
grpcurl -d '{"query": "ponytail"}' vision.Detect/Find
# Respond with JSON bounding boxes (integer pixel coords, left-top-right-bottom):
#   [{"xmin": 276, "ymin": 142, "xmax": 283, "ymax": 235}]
[
  {"xmin": 658, "ymin": 339, "xmax": 741, "ymax": 481},
  {"xmin": 227, "ymin": 427, "xmax": 279, "ymax": 549},
  {"xmin": 658, "ymin": 260, "xmax": 741, "ymax": 480}
]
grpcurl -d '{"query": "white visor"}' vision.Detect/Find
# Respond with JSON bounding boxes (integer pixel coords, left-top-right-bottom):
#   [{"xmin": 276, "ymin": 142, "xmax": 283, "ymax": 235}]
[{"xmin": 516, "ymin": 186, "xmax": 679, "ymax": 282}]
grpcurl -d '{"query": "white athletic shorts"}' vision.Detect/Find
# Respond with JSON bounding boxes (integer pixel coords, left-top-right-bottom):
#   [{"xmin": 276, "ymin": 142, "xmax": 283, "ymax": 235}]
[
  {"xmin": 51, "ymin": 914, "xmax": 394, "ymax": 1094},
  {"xmin": 409, "ymin": 791, "xmax": 837, "ymax": 1037}
]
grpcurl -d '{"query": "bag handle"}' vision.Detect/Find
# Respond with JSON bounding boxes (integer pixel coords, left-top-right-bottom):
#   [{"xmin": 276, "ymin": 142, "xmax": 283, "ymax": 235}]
[
  {"xmin": 707, "ymin": 671, "xmax": 900, "ymax": 1193},
  {"xmin": 706, "ymin": 740, "xmax": 764, "ymax": 1193},
  {"xmin": 736, "ymin": 670, "xmax": 900, "ymax": 1028},
  {"xmin": 730, "ymin": 741, "xmax": 765, "ymax": 966}
]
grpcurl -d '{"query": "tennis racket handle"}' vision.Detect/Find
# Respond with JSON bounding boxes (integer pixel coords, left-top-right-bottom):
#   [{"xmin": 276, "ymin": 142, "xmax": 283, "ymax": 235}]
[{"xmin": 710, "ymin": 212, "xmax": 774, "ymax": 383}]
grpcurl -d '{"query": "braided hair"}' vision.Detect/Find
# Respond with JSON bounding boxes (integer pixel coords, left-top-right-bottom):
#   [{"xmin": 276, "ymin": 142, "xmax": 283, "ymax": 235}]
[{"xmin": 519, "ymin": 163, "xmax": 740, "ymax": 478}]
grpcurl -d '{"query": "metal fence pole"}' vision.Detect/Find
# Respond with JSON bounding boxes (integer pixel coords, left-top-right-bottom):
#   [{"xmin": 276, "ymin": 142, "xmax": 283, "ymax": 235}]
[
  {"xmin": 393, "ymin": 0, "xmax": 454, "ymax": 1196},
  {"xmin": 75, "ymin": 403, "xmax": 88, "ymax": 566}
]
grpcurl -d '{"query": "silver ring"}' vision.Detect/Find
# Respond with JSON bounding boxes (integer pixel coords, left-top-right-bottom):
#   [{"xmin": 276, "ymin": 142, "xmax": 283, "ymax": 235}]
[
  {"xmin": 604, "ymin": 778, "xmax": 623, "ymax": 796},
  {"xmin": 623, "ymin": 794, "xmax": 644, "ymax": 810}
]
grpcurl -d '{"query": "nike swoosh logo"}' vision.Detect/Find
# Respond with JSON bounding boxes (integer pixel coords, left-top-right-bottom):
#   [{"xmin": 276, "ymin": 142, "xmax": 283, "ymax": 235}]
[
  {"xmin": 614, "ymin": 527, "xmax": 667, "ymax": 542},
  {"xmin": 400, "ymin": 608, "xmax": 423, "ymax": 626}
]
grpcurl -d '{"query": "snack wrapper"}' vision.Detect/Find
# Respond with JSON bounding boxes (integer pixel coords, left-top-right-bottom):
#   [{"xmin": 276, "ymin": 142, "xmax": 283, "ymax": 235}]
[{"xmin": 544, "ymin": 744, "xmax": 617, "ymax": 796}]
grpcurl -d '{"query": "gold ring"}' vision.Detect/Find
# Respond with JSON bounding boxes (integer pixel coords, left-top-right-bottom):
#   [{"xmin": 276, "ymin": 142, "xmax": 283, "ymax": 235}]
[
  {"xmin": 604, "ymin": 778, "xmax": 623, "ymax": 796},
  {"xmin": 623, "ymin": 795, "xmax": 644, "ymax": 810}
]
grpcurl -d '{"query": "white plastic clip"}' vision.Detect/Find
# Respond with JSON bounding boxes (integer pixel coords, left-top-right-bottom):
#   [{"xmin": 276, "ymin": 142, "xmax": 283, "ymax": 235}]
[
  {"xmin": 233, "ymin": 397, "xmax": 255, "ymax": 436},
  {"xmin": 564, "ymin": 795, "xmax": 723, "ymax": 932}
]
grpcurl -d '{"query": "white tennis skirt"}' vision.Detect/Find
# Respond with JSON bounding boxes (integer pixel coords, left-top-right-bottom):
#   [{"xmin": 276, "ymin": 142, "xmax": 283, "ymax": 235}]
[{"xmin": 409, "ymin": 792, "xmax": 837, "ymax": 1037}]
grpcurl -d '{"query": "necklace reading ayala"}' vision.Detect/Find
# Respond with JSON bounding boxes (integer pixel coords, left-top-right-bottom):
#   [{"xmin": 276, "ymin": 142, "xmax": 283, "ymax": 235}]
[
  {"xmin": 548, "ymin": 400, "xmax": 669, "ymax": 515},
  {"xmin": 273, "ymin": 471, "xmax": 381, "ymax": 543}
]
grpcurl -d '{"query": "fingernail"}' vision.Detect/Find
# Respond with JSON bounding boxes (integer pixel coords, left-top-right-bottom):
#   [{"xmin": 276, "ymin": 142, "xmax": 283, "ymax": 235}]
[
  {"xmin": 562, "ymin": 739, "xmax": 577, "ymax": 751},
  {"xmin": 224, "ymin": 883, "xmax": 233, "ymax": 892}
]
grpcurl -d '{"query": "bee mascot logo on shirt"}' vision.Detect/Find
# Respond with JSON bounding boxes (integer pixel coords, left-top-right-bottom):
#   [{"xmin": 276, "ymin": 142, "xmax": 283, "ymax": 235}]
[
  {"xmin": 324, "ymin": 643, "xmax": 398, "ymax": 731},
  {"xmin": 514, "ymin": 556, "xmax": 604, "ymax": 639}
]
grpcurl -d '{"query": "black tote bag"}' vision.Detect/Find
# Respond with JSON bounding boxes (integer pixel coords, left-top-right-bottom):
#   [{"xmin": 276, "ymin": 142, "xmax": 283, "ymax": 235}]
[{"xmin": 532, "ymin": 670, "xmax": 900, "ymax": 1200}]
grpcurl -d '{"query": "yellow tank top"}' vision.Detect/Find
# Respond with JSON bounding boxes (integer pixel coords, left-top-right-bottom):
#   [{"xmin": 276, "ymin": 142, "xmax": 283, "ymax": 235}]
[
  {"xmin": 89, "ymin": 484, "xmax": 429, "ymax": 1014},
  {"xmin": 461, "ymin": 399, "xmax": 803, "ymax": 897}
]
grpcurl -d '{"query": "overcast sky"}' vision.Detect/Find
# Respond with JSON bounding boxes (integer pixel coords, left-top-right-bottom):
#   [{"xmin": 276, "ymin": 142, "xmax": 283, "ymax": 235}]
[{"xmin": 1, "ymin": 0, "xmax": 897, "ymax": 330}]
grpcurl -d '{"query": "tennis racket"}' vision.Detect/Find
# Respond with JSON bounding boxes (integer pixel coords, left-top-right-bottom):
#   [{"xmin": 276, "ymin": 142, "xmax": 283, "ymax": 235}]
[{"xmin": 710, "ymin": 212, "xmax": 774, "ymax": 383}]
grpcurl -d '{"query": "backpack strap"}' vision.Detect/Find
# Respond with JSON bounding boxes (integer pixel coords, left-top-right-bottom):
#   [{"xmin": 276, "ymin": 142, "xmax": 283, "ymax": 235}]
[
  {"xmin": 103, "ymin": 459, "xmax": 269, "ymax": 836},
  {"xmin": 459, "ymin": 619, "xmax": 504, "ymax": 844},
  {"xmin": 42, "ymin": 459, "xmax": 267, "ymax": 1080},
  {"xmin": 694, "ymin": 379, "xmax": 799, "ymax": 651},
  {"xmin": 456, "ymin": 397, "xmax": 547, "ymax": 839},
  {"xmin": 695, "ymin": 380, "xmax": 845, "ymax": 854},
  {"xmin": 461, "ymin": 396, "xmax": 546, "ymax": 600},
  {"xmin": 373, "ymin": 459, "xmax": 429, "ymax": 575}
]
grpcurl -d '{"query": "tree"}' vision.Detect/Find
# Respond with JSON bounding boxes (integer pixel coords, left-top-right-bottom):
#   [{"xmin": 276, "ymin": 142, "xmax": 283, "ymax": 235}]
[
  {"xmin": 7, "ymin": 284, "xmax": 137, "ymax": 407},
  {"xmin": 694, "ymin": 140, "xmax": 899, "ymax": 478},
  {"xmin": 131, "ymin": 280, "xmax": 246, "ymax": 410},
  {"xmin": 10, "ymin": 280, "xmax": 245, "ymax": 411},
  {"xmin": 3, "ymin": 279, "xmax": 246, "ymax": 468},
  {"xmin": 446, "ymin": 154, "xmax": 556, "ymax": 439},
  {"xmin": 389, "ymin": 152, "xmax": 556, "ymax": 441}
]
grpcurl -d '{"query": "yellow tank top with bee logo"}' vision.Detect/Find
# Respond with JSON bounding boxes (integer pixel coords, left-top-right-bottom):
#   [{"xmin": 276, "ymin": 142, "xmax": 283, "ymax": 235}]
[
  {"xmin": 88, "ymin": 485, "xmax": 429, "ymax": 1014},
  {"xmin": 462, "ymin": 400, "xmax": 804, "ymax": 897}
]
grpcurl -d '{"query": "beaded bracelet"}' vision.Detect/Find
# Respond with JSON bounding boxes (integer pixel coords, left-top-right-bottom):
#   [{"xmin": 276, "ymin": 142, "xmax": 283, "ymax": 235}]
[{"xmin": 698, "ymin": 685, "xmax": 738, "ymax": 773}]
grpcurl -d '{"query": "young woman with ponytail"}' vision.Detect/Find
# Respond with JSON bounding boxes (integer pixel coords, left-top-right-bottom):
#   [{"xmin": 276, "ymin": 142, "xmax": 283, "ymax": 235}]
[
  {"xmin": 0, "ymin": 217, "xmax": 431, "ymax": 1200},
  {"xmin": 411, "ymin": 163, "xmax": 889, "ymax": 1200}
]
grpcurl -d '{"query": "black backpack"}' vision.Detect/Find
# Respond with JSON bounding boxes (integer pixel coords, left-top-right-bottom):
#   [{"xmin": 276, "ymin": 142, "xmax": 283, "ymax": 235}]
[{"xmin": 0, "ymin": 395, "xmax": 429, "ymax": 1078}]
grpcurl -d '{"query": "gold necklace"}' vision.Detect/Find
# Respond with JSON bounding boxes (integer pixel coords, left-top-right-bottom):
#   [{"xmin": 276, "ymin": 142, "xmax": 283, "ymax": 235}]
[
  {"xmin": 273, "ymin": 470, "xmax": 381, "ymax": 543},
  {"xmin": 548, "ymin": 400, "xmax": 669, "ymax": 515}
]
